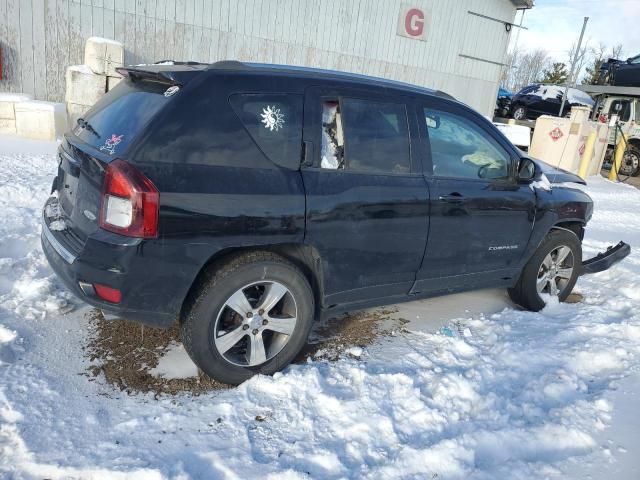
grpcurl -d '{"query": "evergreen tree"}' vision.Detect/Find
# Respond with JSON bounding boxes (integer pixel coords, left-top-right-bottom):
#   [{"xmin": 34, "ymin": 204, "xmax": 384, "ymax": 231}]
[
  {"xmin": 539, "ymin": 62, "xmax": 569, "ymax": 84},
  {"xmin": 583, "ymin": 57, "xmax": 604, "ymax": 85}
]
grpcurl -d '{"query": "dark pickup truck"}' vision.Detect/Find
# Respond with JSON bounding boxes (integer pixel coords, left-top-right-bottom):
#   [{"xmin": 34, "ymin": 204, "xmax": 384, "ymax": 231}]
[{"xmin": 41, "ymin": 61, "xmax": 630, "ymax": 384}]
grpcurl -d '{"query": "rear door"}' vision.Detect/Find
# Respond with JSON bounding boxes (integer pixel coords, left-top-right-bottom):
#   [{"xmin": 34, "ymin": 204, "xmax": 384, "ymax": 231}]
[
  {"xmin": 414, "ymin": 99, "xmax": 536, "ymax": 292},
  {"xmin": 539, "ymin": 86, "xmax": 563, "ymax": 115},
  {"xmin": 301, "ymin": 87, "xmax": 429, "ymax": 305}
]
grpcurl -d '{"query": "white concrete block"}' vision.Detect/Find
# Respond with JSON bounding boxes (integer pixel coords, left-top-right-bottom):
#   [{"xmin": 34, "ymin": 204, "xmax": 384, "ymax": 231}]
[
  {"xmin": 0, "ymin": 102, "xmax": 15, "ymax": 120},
  {"xmin": 0, "ymin": 93, "xmax": 33, "ymax": 120},
  {"xmin": 15, "ymin": 101, "xmax": 67, "ymax": 141},
  {"xmin": 107, "ymin": 75, "xmax": 123, "ymax": 91},
  {"xmin": 84, "ymin": 36, "xmax": 124, "ymax": 76},
  {"xmin": 0, "ymin": 118, "xmax": 17, "ymax": 135},
  {"xmin": 0, "ymin": 93, "xmax": 33, "ymax": 102},
  {"xmin": 67, "ymin": 103, "xmax": 91, "ymax": 126},
  {"xmin": 65, "ymin": 65, "xmax": 107, "ymax": 107}
]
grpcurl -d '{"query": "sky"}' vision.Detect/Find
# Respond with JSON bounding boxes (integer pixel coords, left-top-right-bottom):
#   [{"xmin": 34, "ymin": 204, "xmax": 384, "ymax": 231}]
[{"xmin": 510, "ymin": 0, "xmax": 640, "ymax": 63}]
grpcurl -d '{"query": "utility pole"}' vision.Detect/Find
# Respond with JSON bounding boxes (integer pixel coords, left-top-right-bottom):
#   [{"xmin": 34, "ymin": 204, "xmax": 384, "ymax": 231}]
[
  {"xmin": 559, "ymin": 16, "xmax": 589, "ymax": 116},
  {"xmin": 506, "ymin": 9, "xmax": 526, "ymax": 90}
]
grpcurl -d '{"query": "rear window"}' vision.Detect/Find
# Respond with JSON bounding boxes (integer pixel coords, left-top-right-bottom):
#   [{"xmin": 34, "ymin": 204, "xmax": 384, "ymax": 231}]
[
  {"xmin": 72, "ymin": 80, "xmax": 170, "ymax": 154},
  {"xmin": 229, "ymin": 93, "xmax": 303, "ymax": 170}
]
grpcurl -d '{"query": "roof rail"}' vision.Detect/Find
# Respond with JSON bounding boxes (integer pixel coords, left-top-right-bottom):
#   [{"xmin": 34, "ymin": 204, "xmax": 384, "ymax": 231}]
[{"xmin": 206, "ymin": 60, "xmax": 456, "ymax": 101}]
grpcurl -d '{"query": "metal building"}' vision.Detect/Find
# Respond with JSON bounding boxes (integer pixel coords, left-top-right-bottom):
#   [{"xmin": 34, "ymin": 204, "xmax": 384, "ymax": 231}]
[{"xmin": 0, "ymin": 0, "xmax": 532, "ymax": 115}]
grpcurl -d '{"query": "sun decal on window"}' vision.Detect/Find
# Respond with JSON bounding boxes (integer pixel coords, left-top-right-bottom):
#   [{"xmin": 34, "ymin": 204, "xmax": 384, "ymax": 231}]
[{"xmin": 260, "ymin": 105, "xmax": 285, "ymax": 131}]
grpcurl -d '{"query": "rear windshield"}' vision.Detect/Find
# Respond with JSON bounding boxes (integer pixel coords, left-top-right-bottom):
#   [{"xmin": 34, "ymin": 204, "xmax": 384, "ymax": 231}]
[{"xmin": 72, "ymin": 80, "xmax": 170, "ymax": 154}]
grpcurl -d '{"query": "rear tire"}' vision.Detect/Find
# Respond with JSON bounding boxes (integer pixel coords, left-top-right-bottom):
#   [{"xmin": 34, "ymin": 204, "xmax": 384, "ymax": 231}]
[
  {"xmin": 508, "ymin": 229, "xmax": 581, "ymax": 311},
  {"xmin": 181, "ymin": 251, "xmax": 314, "ymax": 385}
]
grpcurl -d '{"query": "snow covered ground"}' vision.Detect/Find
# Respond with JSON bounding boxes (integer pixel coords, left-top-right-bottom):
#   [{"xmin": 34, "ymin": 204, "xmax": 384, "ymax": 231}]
[{"xmin": 1, "ymin": 134, "xmax": 639, "ymax": 479}]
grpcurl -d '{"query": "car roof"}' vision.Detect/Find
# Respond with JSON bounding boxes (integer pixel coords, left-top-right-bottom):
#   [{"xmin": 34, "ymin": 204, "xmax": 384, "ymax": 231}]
[{"xmin": 207, "ymin": 60, "xmax": 455, "ymax": 101}]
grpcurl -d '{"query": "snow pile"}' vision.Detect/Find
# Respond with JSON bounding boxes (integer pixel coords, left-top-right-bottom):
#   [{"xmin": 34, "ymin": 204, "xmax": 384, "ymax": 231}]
[{"xmin": 0, "ymin": 135, "xmax": 639, "ymax": 478}]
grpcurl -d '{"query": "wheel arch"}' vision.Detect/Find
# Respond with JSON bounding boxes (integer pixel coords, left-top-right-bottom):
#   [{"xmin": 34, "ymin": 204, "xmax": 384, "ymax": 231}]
[
  {"xmin": 552, "ymin": 221, "xmax": 585, "ymax": 241},
  {"xmin": 178, "ymin": 243, "xmax": 325, "ymax": 324},
  {"xmin": 627, "ymin": 137, "xmax": 640, "ymax": 151}
]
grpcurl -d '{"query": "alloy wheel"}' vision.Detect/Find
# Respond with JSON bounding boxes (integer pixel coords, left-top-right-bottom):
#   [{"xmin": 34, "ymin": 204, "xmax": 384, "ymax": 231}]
[
  {"xmin": 536, "ymin": 245, "xmax": 575, "ymax": 296},
  {"xmin": 513, "ymin": 107, "xmax": 525, "ymax": 120},
  {"xmin": 213, "ymin": 281, "xmax": 298, "ymax": 367}
]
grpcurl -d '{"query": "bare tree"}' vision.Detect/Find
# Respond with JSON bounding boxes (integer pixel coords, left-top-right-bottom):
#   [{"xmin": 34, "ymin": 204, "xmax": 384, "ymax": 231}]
[
  {"xmin": 609, "ymin": 43, "xmax": 624, "ymax": 60},
  {"xmin": 581, "ymin": 43, "xmax": 625, "ymax": 84},
  {"xmin": 504, "ymin": 48, "xmax": 550, "ymax": 92},
  {"xmin": 567, "ymin": 40, "xmax": 590, "ymax": 84},
  {"xmin": 582, "ymin": 42, "xmax": 607, "ymax": 84}
]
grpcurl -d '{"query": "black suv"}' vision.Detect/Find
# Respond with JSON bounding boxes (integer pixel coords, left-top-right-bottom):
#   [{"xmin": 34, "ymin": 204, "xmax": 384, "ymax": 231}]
[
  {"xmin": 42, "ymin": 62, "xmax": 629, "ymax": 384},
  {"xmin": 510, "ymin": 84, "xmax": 594, "ymax": 120}
]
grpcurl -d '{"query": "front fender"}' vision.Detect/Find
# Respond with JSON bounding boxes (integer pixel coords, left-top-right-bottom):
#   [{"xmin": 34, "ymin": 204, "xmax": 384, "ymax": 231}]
[{"xmin": 518, "ymin": 186, "xmax": 592, "ymax": 268}]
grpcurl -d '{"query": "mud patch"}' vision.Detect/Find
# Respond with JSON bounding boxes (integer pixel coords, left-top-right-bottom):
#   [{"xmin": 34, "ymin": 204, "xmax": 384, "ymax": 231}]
[
  {"xmin": 85, "ymin": 310, "xmax": 227, "ymax": 395},
  {"xmin": 295, "ymin": 307, "xmax": 407, "ymax": 362},
  {"xmin": 565, "ymin": 292, "xmax": 585, "ymax": 304},
  {"xmin": 85, "ymin": 307, "xmax": 406, "ymax": 395}
]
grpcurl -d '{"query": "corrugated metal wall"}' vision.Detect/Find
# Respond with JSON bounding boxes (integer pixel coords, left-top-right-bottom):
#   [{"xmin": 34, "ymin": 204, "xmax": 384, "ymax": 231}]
[{"xmin": 0, "ymin": 0, "xmax": 517, "ymax": 115}]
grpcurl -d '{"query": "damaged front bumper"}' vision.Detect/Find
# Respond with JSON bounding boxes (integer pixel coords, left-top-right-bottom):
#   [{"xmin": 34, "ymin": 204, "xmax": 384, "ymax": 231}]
[{"xmin": 581, "ymin": 241, "xmax": 631, "ymax": 275}]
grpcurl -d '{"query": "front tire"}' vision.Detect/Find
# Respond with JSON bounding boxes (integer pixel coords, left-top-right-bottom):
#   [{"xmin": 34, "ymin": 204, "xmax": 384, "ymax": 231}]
[
  {"xmin": 508, "ymin": 229, "xmax": 581, "ymax": 311},
  {"xmin": 512, "ymin": 104, "xmax": 527, "ymax": 121},
  {"xmin": 181, "ymin": 252, "xmax": 314, "ymax": 385}
]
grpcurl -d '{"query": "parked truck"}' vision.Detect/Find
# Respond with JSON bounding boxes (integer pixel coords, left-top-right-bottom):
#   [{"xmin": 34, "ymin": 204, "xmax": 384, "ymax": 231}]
[{"xmin": 578, "ymin": 85, "xmax": 640, "ymax": 176}]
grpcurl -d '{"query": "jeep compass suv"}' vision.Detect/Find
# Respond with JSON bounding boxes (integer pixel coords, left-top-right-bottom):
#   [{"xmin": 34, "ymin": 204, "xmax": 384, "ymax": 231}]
[{"xmin": 42, "ymin": 61, "xmax": 629, "ymax": 384}]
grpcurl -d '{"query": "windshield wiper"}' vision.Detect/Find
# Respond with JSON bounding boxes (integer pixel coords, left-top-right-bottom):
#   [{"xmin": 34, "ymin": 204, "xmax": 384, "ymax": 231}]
[{"xmin": 76, "ymin": 117, "xmax": 101, "ymax": 138}]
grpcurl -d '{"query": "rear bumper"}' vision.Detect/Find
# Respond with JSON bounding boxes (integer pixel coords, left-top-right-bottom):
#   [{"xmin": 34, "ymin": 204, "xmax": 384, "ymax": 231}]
[
  {"xmin": 41, "ymin": 200, "xmax": 186, "ymax": 328},
  {"xmin": 581, "ymin": 241, "xmax": 631, "ymax": 275},
  {"xmin": 41, "ymin": 229, "xmax": 176, "ymax": 327}
]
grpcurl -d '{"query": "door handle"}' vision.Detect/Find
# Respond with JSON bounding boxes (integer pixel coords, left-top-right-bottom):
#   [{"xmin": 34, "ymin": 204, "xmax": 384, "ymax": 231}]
[{"xmin": 438, "ymin": 193, "xmax": 466, "ymax": 204}]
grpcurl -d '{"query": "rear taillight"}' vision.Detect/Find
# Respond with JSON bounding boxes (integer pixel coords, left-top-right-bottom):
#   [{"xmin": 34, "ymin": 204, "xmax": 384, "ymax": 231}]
[
  {"xmin": 93, "ymin": 283, "xmax": 122, "ymax": 303},
  {"xmin": 100, "ymin": 159, "xmax": 159, "ymax": 238}
]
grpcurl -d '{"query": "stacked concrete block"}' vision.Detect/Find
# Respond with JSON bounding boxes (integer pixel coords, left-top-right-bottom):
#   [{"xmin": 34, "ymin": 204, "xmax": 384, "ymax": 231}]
[
  {"xmin": 65, "ymin": 64, "xmax": 107, "ymax": 124},
  {"xmin": 65, "ymin": 64, "xmax": 107, "ymax": 105},
  {"xmin": 85, "ymin": 36, "xmax": 124, "ymax": 77},
  {"xmin": 0, "ymin": 93, "xmax": 33, "ymax": 135},
  {"xmin": 65, "ymin": 37, "xmax": 125, "ymax": 124},
  {"xmin": 14, "ymin": 101, "xmax": 67, "ymax": 141}
]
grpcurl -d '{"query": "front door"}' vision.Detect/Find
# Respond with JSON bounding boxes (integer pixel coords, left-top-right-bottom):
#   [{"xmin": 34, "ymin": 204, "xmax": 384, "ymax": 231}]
[
  {"xmin": 301, "ymin": 87, "xmax": 429, "ymax": 305},
  {"xmin": 414, "ymin": 101, "xmax": 536, "ymax": 293}
]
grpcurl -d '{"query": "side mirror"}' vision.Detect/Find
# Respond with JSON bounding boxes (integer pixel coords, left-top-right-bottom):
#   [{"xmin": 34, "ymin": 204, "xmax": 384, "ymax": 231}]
[{"xmin": 518, "ymin": 157, "xmax": 536, "ymax": 182}]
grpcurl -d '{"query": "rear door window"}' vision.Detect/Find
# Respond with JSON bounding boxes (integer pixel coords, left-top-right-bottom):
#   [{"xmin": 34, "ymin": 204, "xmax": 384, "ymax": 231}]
[
  {"xmin": 230, "ymin": 94, "xmax": 303, "ymax": 170},
  {"xmin": 320, "ymin": 97, "xmax": 411, "ymax": 174},
  {"xmin": 72, "ymin": 80, "xmax": 170, "ymax": 154}
]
